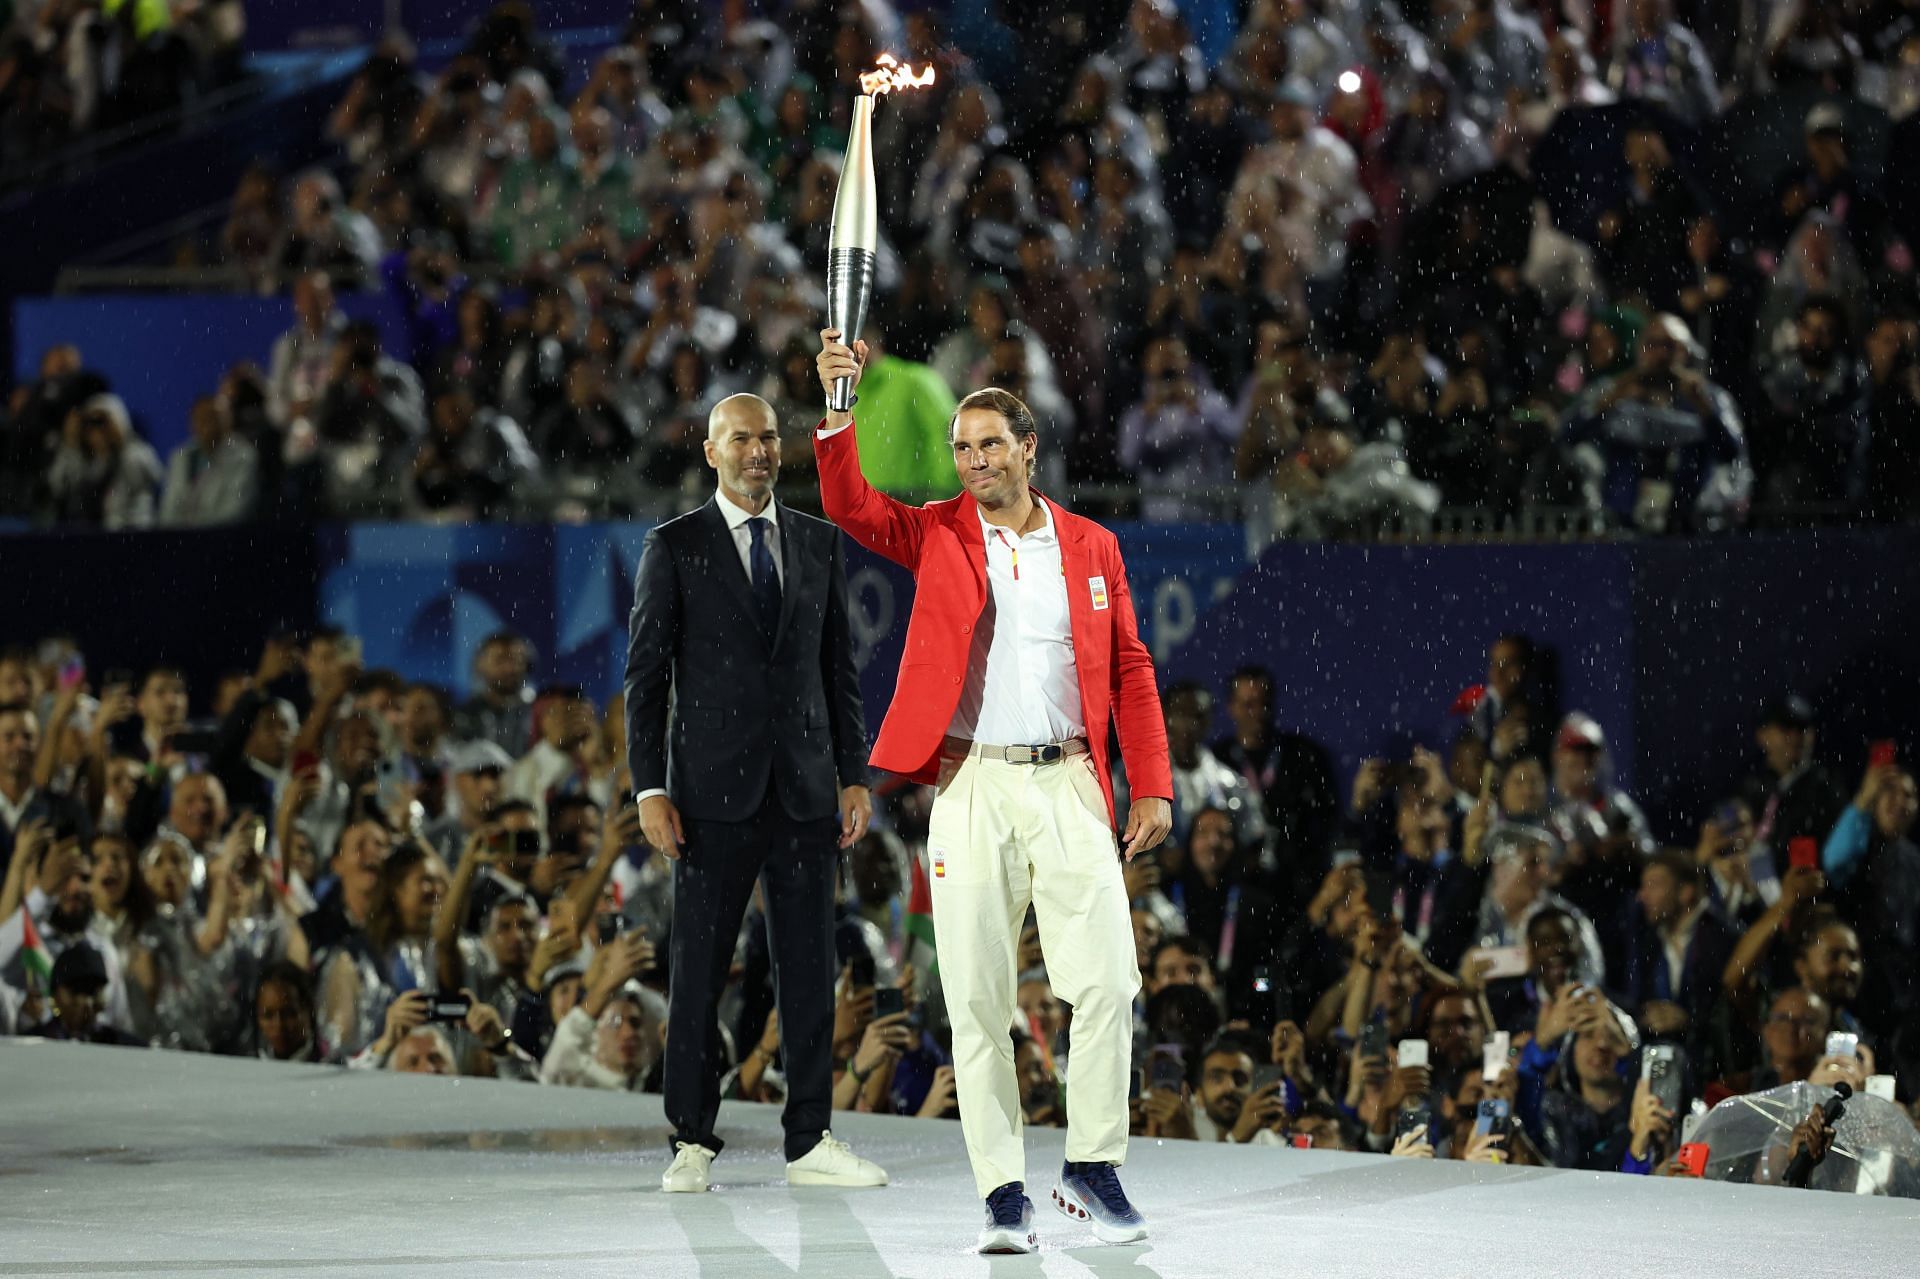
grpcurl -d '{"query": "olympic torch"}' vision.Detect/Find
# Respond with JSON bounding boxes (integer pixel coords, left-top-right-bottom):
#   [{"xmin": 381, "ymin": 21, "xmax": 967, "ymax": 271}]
[{"xmin": 825, "ymin": 55, "xmax": 935, "ymax": 411}]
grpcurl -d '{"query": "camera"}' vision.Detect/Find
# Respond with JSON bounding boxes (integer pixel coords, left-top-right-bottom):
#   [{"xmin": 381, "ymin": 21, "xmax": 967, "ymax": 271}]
[{"xmin": 423, "ymin": 993, "xmax": 472, "ymax": 1024}]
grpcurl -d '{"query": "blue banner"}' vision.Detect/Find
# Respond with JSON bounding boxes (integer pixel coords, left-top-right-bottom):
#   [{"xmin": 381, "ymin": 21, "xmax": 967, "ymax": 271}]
[{"xmin": 315, "ymin": 519, "xmax": 1248, "ymax": 708}]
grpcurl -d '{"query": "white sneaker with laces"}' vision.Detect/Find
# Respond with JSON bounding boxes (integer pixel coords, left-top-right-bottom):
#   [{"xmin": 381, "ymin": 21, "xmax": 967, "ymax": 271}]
[
  {"xmin": 662, "ymin": 1142, "xmax": 716, "ymax": 1193},
  {"xmin": 785, "ymin": 1131, "xmax": 888, "ymax": 1187}
]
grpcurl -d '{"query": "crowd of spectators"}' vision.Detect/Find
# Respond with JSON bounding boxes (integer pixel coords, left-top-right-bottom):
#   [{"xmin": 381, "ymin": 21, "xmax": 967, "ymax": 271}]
[
  {"xmin": 3, "ymin": 0, "xmax": 1919, "ymax": 530},
  {"xmin": 1, "ymin": 623, "xmax": 1914, "ymax": 1189},
  {"xmin": 0, "ymin": 0, "xmax": 248, "ymax": 175}
]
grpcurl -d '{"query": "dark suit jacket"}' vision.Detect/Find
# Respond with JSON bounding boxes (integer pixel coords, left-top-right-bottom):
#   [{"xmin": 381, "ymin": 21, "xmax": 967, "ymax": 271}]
[
  {"xmin": 624, "ymin": 496, "xmax": 868, "ymax": 823},
  {"xmin": 1617, "ymin": 907, "xmax": 1738, "ymax": 1026},
  {"xmin": 0, "ymin": 789, "xmax": 91, "ymax": 881}
]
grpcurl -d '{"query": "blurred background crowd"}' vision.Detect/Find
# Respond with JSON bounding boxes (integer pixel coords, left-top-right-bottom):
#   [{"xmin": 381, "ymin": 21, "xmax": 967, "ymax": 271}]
[
  {"xmin": 2, "ymin": 624, "xmax": 1915, "ymax": 1184},
  {"xmin": 0, "ymin": 0, "xmax": 248, "ymax": 175},
  {"xmin": 2, "ymin": 0, "xmax": 1918, "ymax": 532}
]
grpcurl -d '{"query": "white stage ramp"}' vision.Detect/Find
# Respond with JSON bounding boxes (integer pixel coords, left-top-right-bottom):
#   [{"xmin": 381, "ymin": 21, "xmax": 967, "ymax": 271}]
[{"xmin": 3, "ymin": 1040, "xmax": 1916, "ymax": 1277}]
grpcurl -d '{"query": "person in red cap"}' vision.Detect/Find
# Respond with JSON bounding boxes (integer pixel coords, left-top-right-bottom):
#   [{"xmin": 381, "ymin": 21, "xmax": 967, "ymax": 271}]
[{"xmin": 1549, "ymin": 712, "xmax": 1654, "ymax": 977}]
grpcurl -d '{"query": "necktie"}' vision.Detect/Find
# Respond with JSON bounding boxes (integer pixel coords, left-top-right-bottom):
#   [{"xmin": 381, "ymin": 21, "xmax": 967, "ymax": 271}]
[{"xmin": 746, "ymin": 516, "xmax": 782, "ymax": 642}]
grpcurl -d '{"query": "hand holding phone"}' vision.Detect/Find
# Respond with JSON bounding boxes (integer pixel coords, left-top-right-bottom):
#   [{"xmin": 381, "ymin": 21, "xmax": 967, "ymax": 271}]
[
  {"xmin": 1148, "ymin": 1045, "xmax": 1186, "ymax": 1093},
  {"xmin": 423, "ymin": 992, "xmax": 473, "ymax": 1024},
  {"xmin": 1473, "ymin": 946, "xmax": 1529, "ymax": 982},
  {"xmin": 873, "ymin": 986, "xmax": 906, "ymax": 1020},
  {"xmin": 1643, "ymin": 1044, "xmax": 1685, "ymax": 1117},
  {"xmin": 1788, "ymin": 838, "xmax": 1820, "ymax": 872},
  {"xmin": 1358, "ymin": 1019, "xmax": 1388, "ymax": 1064},
  {"xmin": 1674, "ymin": 1142, "xmax": 1710, "ymax": 1177},
  {"xmin": 1482, "ymin": 1031, "xmax": 1512, "ymax": 1082}
]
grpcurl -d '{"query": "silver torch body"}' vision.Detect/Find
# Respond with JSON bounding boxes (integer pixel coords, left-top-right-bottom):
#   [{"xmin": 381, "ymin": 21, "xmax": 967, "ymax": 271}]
[{"xmin": 825, "ymin": 94, "xmax": 879, "ymax": 412}]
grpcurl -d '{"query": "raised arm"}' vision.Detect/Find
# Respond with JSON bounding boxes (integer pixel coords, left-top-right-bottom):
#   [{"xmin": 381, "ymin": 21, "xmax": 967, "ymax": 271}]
[
  {"xmin": 813, "ymin": 328, "xmax": 931, "ymax": 569},
  {"xmin": 434, "ymin": 829, "xmax": 495, "ymax": 990},
  {"xmin": 562, "ymin": 802, "xmax": 641, "ymax": 925}
]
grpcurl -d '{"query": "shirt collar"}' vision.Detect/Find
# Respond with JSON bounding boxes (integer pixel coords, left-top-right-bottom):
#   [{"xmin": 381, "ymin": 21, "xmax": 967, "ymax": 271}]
[
  {"xmin": 1662, "ymin": 901, "xmax": 1706, "ymax": 951},
  {"xmin": 716, "ymin": 492, "xmax": 777, "ymax": 533},
  {"xmin": 977, "ymin": 495, "xmax": 1055, "ymax": 545},
  {"xmin": 0, "ymin": 786, "xmax": 35, "ymax": 825}
]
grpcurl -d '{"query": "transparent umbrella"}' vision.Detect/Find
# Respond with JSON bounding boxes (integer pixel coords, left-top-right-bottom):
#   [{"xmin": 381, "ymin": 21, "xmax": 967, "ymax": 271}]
[{"xmin": 1690, "ymin": 1083, "xmax": 1920, "ymax": 1198}]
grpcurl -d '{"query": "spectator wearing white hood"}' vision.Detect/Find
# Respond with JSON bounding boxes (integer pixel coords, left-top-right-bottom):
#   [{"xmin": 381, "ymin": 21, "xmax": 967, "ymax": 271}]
[{"xmin": 46, "ymin": 393, "xmax": 163, "ymax": 529}]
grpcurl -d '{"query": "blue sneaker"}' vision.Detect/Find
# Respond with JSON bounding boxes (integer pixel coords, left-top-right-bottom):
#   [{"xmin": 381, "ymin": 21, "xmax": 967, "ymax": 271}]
[
  {"xmin": 1052, "ymin": 1161, "xmax": 1148, "ymax": 1244},
  {"xmin": 978, "ymin": 1181, "xmax": 1037, "ymax": 1254}
]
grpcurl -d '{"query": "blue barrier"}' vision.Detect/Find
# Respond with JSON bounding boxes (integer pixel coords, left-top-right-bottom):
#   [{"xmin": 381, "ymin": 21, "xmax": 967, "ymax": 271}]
[
  {"xmin": 0, "ymin": 62, "xmax": 356, "ymax": 367},
  {"xmin": 314, "ymin": 520, "xmax": 1250, "ymax": 718},
  {"xmin": 246, "ymin": 0, "xmax": 631, "ymax": 52},
  {"xmin": 4, "ymin": 519, "xmax": 1914, "ymax": 851},
  {"xmin": 13, "ymin": 292, "xmax": 412, "ymax": 458},
  {"xmin": 1164, "ymin": 529, "xmax": 1920, "ymax": 842}
]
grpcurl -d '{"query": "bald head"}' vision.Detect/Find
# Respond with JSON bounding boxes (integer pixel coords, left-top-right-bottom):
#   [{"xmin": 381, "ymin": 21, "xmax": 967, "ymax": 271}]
[
  {"xmin": 708, "ymin": 393, "xmax": 777, "ymax": 441},
  {"xmin": 705, "ymin": 394, "xmax": 781, "ymax": 511}
]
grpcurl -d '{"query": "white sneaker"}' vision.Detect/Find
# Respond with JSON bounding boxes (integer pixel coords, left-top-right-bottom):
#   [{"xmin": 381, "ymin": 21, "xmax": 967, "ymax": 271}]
[
  {"xmin": 785, "ymin": 1131, "xmax": 889, "ymax": 1187},
  {"xmin": 662, "ymin": 1142, "xmax": 716, "ymax": 1193}
]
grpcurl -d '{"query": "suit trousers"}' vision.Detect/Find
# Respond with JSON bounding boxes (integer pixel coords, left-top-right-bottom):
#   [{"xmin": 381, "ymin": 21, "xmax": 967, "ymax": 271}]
[
  {"xmin": 927, "ymin": 748, "xmax": 1141, "ymax": 1197},
  {"xmin": 665, "ymin": 781, "xmax": 838, "ymax": 1162}
]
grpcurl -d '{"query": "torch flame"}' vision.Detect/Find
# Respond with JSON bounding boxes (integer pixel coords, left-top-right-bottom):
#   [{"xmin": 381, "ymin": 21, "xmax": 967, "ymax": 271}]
[{"xmin": 858, "ymin": 53, "xmax": 937, "ymax": 97}]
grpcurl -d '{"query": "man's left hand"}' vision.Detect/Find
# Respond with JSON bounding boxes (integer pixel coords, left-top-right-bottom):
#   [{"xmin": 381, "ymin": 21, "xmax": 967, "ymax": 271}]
[
  {"xmin": 1120, "ymin": 798, "xmax": 1172, "ymax": 862},
  {"xmin": 838, "ymin": 785, "xmax": 872, "ymax": 849}
]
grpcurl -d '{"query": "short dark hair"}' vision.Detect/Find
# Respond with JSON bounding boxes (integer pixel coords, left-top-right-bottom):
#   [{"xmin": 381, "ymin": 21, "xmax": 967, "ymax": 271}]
[
  {"xmin": 1149, "ymin": 934, "xmax": 1214, "ymax": 973},
  {"xmin": 1199, "ymin": 1034, "xmax": 1259, "ymax": 1068},
  {"xmin": 1792, "ymin": 905, "xmax": 1856, "ymax": 958},
  {"xmin": 255, "ymin": 959, "xmax": 315, "ymax": 1019},
  {"xmin": 492, "ymin": 798, "xmax": 539, "ymax": 823},
  {"xmin": 547, "ymin": 793, "xmax": 601, "ymax": 828},
  {"xmin": 356, "ymin": 669, "xmax": 406, "ymax": 699},
  {"xmin": 1525, "ymin": 905, "xmax": 1575, "ymax": 945},
  {"xmin": 1492, "ymin": 633, "xmax": 1535, "ymax": 663},
  {"xmin": 1163, "ymin": 680, "xmax": 1213, "ymax": 717},
  {"xmin": 1647, "ymin": 848, "xmax": 1705, "ymax": 894},
  {"xmin": 950, "ymin": 387, "xmax": 1039, "ymax": 441},
  {"xmin": 1228, "ymin": 666, "xmax": 1275, "ymax": 699}
]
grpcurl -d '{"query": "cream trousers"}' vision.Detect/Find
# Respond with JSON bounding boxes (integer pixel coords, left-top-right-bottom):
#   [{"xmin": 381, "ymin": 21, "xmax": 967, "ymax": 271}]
[{"xmin": 927, "ymin": 747, "xmax": 1141, "ymax": 1197}]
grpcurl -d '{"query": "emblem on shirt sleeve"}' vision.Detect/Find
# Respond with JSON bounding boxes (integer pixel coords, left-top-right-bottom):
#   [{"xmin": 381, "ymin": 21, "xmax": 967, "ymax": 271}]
[{"xmin": 1089, "ymin": 575, "xmax": 1109, "ymax": 611}]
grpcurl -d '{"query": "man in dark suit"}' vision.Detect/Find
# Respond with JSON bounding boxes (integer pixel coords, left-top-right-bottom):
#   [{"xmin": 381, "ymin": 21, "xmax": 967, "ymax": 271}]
[
  {"xmin": 0, "ymin": 702, "xmax": 90, "ymax": 880},
  {"xmin": 625, "ymin": 393, "xmax": 885, "ymax": 1194},
  {"xmin": 1619, "ymin": 850, "xmax": 1737, "ymax": 1064}
]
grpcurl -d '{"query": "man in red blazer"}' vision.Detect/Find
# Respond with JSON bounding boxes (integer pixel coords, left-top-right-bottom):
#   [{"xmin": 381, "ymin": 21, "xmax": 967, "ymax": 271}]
[{"xmin": 816, "ymin": 329, "xmax": 1173, "ymax": 1254}]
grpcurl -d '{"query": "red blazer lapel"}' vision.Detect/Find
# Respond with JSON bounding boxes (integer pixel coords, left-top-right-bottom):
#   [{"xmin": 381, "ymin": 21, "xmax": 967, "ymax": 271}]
[{"xmin": 940, "ymin": 490, "xmax": 988, "ymax": 600}]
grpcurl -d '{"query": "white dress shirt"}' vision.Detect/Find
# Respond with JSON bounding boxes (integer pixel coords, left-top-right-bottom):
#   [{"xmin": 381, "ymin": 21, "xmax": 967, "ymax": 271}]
[
  {"xmin": 0, "ymin": 784, "xmax": 37, "ymax": 838},
  {"xmin": 715, "ymin": 489, "xmax": 784, "ymax": 587},
  {"xmin": 1659, "ymin": 902, "xmax": 1706, "ymax": 1000},
  {"xmin": 635, "ymin": 492, "xmax": 783, "ymax": 805},
  {"xmin": 949, "ymin": 499, "xmax": 1085, "ymax": 746}
]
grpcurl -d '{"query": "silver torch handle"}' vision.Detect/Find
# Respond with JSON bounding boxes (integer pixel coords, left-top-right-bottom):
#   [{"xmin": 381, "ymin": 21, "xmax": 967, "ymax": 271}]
[
  {"xmin": 825, "ymin": 248, "xmax": 876, "ymax": 411},
  {"xmin": 826, "ymin": 94, "xmax": 880, "ymax": 413}
]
